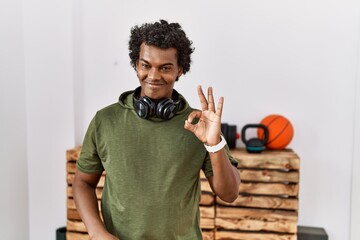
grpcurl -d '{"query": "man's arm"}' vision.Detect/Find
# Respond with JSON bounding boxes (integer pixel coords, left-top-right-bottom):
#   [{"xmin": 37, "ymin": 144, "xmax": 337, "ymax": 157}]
[
  {"xmin": 206, "ymin": 148, "xmax": 240, "ymax": 202},
  {"xmin": 184, "ymin": 86, "xmax": 240, "ymax": 203},
  {"xmin": 72, "ymin": 169, "xmax": 119, "ymax": 240}
]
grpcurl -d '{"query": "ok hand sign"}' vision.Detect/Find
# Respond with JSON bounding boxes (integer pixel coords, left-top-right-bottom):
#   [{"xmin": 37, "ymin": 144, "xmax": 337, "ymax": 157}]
[{"xmin": 184, "ymin": 86, "xmax": 223, "ymax": 146}]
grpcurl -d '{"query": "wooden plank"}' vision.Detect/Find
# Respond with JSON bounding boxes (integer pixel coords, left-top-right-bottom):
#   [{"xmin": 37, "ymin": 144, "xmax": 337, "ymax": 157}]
[
  {"xmin": 66, "ymin": 147, "xmax": 81, "ymax": 161},
  {"xmin": 200, "ymin": 171, "xmax": 207, "ymax": 179},
  {"xmin": 232, "ymin": 148, "xmax": 298, "ymax": 158},
  {"xmin": 67, "ymin": 198, "xmax": 77, "ymax": 209},
  {"xmin": 66, "ymin": 231, "xmax": 89, "ymax": 240},
  {"xmin": 216, "ymin": 207, "xmax": 298, "ymax": 222},
  {"xmin": 215, "ymin": 218, "xmax": 297, "ymax": 233},
  {"xmin": 202, "ymin": 230, "xmax": 214, "ymax": 240},
  {"xmin": 200, "ymin": 192, "xmax": 215, "ymax": 206},
  {"xmin": 67, "ymin": 162, "xmax": 76, "ymax": 173},
  {"xmin": 217, "ymin": 195, "xmax": 298, "ymax": 210},
  {"xmin": 215, "ymin": 231, "xmax": 296, "ymax": 240},
  {"xmin": 239, "ymin": 169, "xmax": 299, "ymax": 183},
  {"xmin": 239, "ymin": 182, "xmax": 299, "ymax": 196},
  {"xmin": 201, "ymin": 179, "xmax": 213, "ymax": 193},
  {"xmin": 200, "ymin": 206, "xmax": 215, "ymax": 218},
  {"xmin": 231, "ymin": 149, "xmax": 300, "ymax": 170},
  {"xmin": 201, "ymin": 217, "xmax": 215, "ymax": 229},
  {"xmin": 67, "ymin": 208, "xmax": 81, "ymax": 220},
  {"xmin": 67, "ymin": 185, "xmax": 72, "ymax": 197},
  {"xmin": 66, "ymin": 174, "xmax": 74, "ymax": 185},
  {"xmin": 67, "ymin": 220, "xmax": 87, "ymax": 233}
]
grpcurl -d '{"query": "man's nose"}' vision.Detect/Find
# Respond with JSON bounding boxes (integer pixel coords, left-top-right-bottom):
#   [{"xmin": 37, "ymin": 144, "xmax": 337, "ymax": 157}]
[{"xmin": 148, "ymin": 67, "xmax": 161, "ymax": 80}]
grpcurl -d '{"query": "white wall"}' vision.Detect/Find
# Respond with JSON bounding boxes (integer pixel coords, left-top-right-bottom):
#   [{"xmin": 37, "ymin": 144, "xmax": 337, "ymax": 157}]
[
  {"xmin": 1, "ymin": 1, "xmax": 76, "ymax": 238},
  {"xmin": 23, "ymin": 0, "xmax": 75, "ymax": 239},
  {"xmin": 1, "ymin": 0, "xmax": 359, "ymax": 239},
  {"xmin": 74, "ymin": 1, "xmax": 360, "ymax": 240},
  {"xmin": 0, "ymin": 0, "xmax": 29, "ymax": 239},
  {"xmin": 351, "ymin": 27, "xmax": 360, "ymax": 240}
]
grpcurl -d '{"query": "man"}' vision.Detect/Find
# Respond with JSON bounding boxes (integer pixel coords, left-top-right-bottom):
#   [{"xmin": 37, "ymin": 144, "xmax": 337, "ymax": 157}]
[{"xmin": 73, "ymin": 19, "xmax": 240, "ymax": 240}]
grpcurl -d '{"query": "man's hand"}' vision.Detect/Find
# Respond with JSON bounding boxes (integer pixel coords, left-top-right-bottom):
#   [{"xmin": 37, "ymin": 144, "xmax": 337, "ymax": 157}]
[{"xmin": 184, "ymin": 85, "xmax": 223, "ymax": 145}]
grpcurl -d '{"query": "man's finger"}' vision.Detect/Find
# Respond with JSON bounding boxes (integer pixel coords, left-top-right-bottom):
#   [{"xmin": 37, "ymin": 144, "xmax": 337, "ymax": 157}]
[
  {"xmin": 197, "ymin": 85, "xmax": 208, "ymax": 111},
  {"xmin": 207, "ymin": 87, "xmax": 215, "ymax": 112},
  {"xmin": 186, "ymin": 110, "xmax": 202, "ymax": 124},
  {"xmin": 184, "ymin": 119, "xmax": 196, "ymax": 132},
  {"xmin": 216, "ymin": 97, "xmax": 224, "ymax": 117}
]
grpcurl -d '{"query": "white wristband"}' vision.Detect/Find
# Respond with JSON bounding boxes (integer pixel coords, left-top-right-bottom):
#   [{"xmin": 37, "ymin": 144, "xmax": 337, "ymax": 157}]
[{"xmin": 204, "ymin": 135, "xmax": 227, "ymax": 153}]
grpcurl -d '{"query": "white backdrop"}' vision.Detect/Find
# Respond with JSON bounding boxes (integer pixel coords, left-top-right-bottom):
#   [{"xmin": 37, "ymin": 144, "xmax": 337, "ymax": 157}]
[
  {"xmin": 0, "ymin": 1, "xmax": 29, "ymax": 239},
  {"xmin": 74, "ymin": 2, "xmax": 360, "ymax": 239},
  {"xmin": 1, "ymin": 0, "xmax": 360, "ymax": 239}
]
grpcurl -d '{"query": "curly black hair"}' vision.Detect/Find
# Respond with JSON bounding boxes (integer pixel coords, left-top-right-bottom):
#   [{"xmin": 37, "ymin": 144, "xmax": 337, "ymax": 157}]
[{"xmin": 129, "ymin": 20, "xmax": 194, "ymax": 78}]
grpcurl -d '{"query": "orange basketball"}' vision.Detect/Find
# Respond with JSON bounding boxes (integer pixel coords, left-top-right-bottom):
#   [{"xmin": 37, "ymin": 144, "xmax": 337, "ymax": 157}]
[{"xmin": 257, "ymin": 114, "xmax": 294, "ymax": 150}]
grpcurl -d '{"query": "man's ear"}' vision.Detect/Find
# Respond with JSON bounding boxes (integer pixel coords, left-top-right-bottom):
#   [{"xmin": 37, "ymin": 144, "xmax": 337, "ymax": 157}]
[{"xmin": 178, "ymin": 67, "xmax": 183, "ymax": 77}]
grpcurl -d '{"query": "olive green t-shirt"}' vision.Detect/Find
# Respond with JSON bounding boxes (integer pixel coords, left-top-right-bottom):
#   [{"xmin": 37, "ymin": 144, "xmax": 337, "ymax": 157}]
[{"xmin": 77, "ymin": 90, "xmax": 238, "ymax": 240}]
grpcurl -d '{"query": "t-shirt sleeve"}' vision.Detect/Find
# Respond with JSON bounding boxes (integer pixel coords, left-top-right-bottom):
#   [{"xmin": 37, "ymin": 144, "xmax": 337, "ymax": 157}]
[
  {"xmin": 201, "ymin": 143, "xmax": 238, "ymax": 178},
  {"xmin": 76, "ymin": 115, "xmax": 104, "ymax": 174}
]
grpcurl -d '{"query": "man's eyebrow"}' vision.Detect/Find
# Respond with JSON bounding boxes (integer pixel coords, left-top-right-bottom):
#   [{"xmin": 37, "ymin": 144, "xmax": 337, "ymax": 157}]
[
  {"xmin": 139, "ymin": 58, "xmax": 150, "ymax": 64},
  {"xmin": 139, "ymin": 58, "xmax": 174, "ymax": 67}
]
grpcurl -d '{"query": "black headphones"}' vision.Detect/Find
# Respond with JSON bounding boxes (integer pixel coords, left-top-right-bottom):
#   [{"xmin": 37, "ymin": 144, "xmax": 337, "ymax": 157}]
[{"xmin": 133, "ymin": 87, "xmax": 183, "ymax": 120}]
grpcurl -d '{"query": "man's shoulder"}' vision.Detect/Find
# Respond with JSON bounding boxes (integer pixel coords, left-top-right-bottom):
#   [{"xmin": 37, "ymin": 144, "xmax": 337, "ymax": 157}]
[
  {"xmin": 94, "ymin": 102, "xmax": 130, "ymax": 121},
  {"xmin": 96, "ymin": 103, "xmax": 120, "ymax": 115}
]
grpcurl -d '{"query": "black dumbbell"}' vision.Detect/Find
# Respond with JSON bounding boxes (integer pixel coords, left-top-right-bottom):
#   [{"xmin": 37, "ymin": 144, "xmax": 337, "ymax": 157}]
[{"xmin": 221, "ymin": 123, "xmax": 239, "ymax": 149}]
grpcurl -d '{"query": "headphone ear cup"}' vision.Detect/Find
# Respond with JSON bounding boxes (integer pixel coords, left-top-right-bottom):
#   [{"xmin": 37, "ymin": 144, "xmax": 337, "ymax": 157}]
[
  {"xmin": 157, "ymin": 99, "xmax": 176, "ymax": 120},
  {"xmin": 133, "ymin": 87, "xmax": 182, "ymax": 120},
  {"xmin": 135, "ymin": 96, "xmax": 156, "ymax": 119}
]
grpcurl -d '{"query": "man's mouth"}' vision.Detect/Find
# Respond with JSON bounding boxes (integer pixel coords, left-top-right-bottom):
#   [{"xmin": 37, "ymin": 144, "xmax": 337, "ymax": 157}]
[{"xmin": 144, "ymin": 80, "xmax": 165, "ymax": 86}]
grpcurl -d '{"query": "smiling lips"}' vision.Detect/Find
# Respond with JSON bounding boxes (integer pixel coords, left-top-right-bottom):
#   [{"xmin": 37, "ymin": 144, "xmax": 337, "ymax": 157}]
[{"xmin": 145, "ymin": 80, "xmax": 166, "ymax": 86}]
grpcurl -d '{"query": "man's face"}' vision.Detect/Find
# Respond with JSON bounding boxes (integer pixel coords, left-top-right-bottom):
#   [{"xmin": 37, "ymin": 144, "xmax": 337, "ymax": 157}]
[{"xmin": 136, "ymin": 43, "xmax": 183, "ymax": 100}]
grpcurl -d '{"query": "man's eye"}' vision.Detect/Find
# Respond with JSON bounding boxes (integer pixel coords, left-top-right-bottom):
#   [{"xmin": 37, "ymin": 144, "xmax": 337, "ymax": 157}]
[
  {"xmin": 142, "ymin": 64, "xmax": 150, "ymax": 69},
  {"xmin": 161, "ymin": 66, "xmax": 171, "ymax": 71}
]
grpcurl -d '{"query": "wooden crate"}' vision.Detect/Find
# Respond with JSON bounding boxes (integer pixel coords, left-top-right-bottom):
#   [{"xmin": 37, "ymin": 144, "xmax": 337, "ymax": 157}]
[
  {"xmin": 66, "ymin": 147, "xmax": 87, "ymax": 239},
  {"xmin": 215, "ymin": 148, "xmax": 300, "ymax": 240},
  {"xmin": 66, "ymin": 147, "xmax": 215, "ymax": 239},
  {"xmin": 200, "ymin": 171, "xmax": 216, "ymax": 232},
  {"xmin": 66, "ymin": 147, "xmax": 299, "ymax": 239}
]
